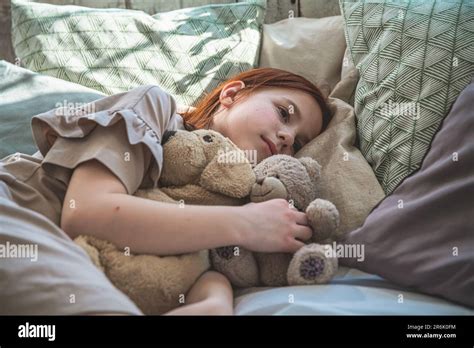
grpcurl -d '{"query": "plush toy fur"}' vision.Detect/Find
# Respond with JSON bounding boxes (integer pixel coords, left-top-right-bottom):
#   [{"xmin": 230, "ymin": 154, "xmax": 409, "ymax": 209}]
[
  {"xmin": 75, "ymin": 129, "xmax": 340, "ymax": 314},
  {"xmin": 211, "ymin": 154, "xmax": 341, "ymax": 287},
  {"xmin": 75, "ymin": 129, "xmax": 255, "ymax": 314}
]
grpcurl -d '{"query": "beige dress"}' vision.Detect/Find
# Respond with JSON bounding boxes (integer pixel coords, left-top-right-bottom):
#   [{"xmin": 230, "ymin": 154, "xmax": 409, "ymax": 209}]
[{"xmin": 0, "ymin": 84, "xmax": 185, "ymax": 315}]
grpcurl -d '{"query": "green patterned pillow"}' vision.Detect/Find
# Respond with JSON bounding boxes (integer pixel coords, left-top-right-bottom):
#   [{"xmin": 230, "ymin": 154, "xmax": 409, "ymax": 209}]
[
  {"xmin": 340, "ymin": 0, "xmax": 474, "ymax": 194},
  {"xmin": 11, "ymin": 0, "xmax": 266, "ymax": 106}
]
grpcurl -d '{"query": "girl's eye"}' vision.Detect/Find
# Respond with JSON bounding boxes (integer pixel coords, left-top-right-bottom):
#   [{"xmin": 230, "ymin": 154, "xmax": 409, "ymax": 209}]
[
  {"xmin": 277, "ymin": 106, "xmax": 290, "ymax": 122},
  {"xmin": 277, "ymin": 105, "xmax": 302, "ymax": 153}
]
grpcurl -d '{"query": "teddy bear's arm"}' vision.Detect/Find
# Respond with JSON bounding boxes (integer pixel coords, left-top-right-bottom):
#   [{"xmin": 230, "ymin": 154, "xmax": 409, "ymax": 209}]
[{"xmin": 306, "ymin": 198, "xmax": 341, "ymax": 243}]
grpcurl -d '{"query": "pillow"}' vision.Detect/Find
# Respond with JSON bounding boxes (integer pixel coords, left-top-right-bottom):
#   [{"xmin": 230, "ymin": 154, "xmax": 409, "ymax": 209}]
[
  {"xmin": 11, "ymin": 0, "xmax": 266, "ymax": 106},
  {"xmin": 300, "ymin": 0, "xmax": 342, "ymax": 18},
  {"xmin": 259, "ymin": 16, "xmax": 347, "ymax": 93},
  {"xmin": 0, "ymin": 60, "xmax": 104, "ymax": 158},
  {"xmin": 340, "ymin": 79, "xmax": 474, "ymax": 308},
  {"xmin": 329, "ymin": 47, "xmax": 359, "ymax": 106},
  {"xmin": 296, "ymin": 94, "xmax": 385, "ymax": 238},
  {"xmin": 340, "ymin": 0, "xmax": 474, "ymax": 194}
]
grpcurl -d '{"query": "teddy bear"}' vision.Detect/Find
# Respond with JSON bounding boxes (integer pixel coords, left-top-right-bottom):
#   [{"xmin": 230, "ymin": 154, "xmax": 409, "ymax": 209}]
[
  {"xmin": 210, "ymin": 154, "xmax": 341, "ymax": 288},
  {"xmin": 74, "ymin": 129, "xmax": 256, "ymax": 315},
  {"xmin": 75, "ymin": 128, "xmax": 341, "ymax": 314}
]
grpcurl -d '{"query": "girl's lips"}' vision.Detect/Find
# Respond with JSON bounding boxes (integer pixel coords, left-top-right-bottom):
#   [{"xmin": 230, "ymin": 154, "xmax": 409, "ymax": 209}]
[{"xmin": 261, "ymin": 136, "xmax": 276, "ymax": 155}]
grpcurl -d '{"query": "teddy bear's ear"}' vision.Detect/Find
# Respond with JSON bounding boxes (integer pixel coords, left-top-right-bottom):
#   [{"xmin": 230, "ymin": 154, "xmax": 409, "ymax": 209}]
[
  {"xmin": 298, "ymin": 157, "xmax": 322, "ymax": 185},
  {"xmin": 199, "ymin": 150, "xmax": 256, "ymax": 198}
]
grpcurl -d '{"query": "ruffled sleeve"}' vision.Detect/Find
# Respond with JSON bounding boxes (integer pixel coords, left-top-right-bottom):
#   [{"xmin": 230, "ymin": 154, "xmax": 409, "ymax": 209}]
[{"xmin": 31, "ymin": 84, "xmax": 184, "ymax": 194}]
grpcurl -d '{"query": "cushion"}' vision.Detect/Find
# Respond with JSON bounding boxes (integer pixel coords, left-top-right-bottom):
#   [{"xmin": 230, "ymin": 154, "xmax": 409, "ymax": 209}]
[
  {"xmin": 340, "ymin": 79, "xmax": 474, "ymax": 308},
  {"xmin": 301, "ymin": 0, "xmax": 342, "ymax": 19},
  {"xmin": 0, "ymin": 60, "xmax": 104, "ymax": 158},
  {"xmin": 11, "ymin": 0, "xmax": 266, "ymax": 106},
  {"xmin": 259, "ymin": 16, "xmax": 347, "ymax": 93},
  {"xmin": 340, "ymin": 0, "xmax": 474, "ymax": 194},
  {"xmin": 329, "ymin": 47, "xmax": 359, "ymax": 106},
  {"xmin": 296, "ymin": 94, "xmax": 385, "ymax": 238}
]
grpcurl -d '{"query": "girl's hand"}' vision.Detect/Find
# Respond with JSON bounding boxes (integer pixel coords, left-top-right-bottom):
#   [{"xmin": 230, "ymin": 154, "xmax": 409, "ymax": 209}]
[{"xmin": 237, "ymin": 199, "xmax": 313, "ymax": 253}]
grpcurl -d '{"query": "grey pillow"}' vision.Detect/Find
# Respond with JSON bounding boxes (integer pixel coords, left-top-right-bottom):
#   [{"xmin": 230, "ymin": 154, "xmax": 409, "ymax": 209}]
[
  {"xmin": 340, "ymin": 79, "xmax": 474, "ymax": 308},
  {"xmin": 0, "ymin": 60, "xmax": 104, "ymax": 158}
]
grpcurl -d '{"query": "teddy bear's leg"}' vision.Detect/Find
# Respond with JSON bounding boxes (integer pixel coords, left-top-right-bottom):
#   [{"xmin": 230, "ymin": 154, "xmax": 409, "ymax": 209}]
[
  {"xmin": 287, "ymin": 243, "xmax": 338, "ymax": 285},
  {"xmin": 255, "ymin": 252, "xmax": 293, "ymax": 287},
  {"xmin": 210, "ymin": 246, "xmax": 259, "ymax": 288},
  {"xmin": 306, "ymin": 199, "xmax": 340, "ymax": 242}
]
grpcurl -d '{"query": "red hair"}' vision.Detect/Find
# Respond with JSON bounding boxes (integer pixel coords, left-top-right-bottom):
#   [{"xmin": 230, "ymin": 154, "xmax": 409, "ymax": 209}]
[{"xmin": 181, "ymin": 67, "xmax": 332, "ymax": 136}]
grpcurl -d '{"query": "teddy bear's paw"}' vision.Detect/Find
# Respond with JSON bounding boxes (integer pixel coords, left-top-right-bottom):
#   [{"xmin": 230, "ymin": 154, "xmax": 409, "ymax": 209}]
[
  {"xmin": 300, "ymin": 256, "xmax": 326, "ymax": 280},
  {"xmin": 306, "ymin": 199, "xmax": 340, "ymax": 242},
  {"xmin": 287, "ymin": 243, "xmax": 338, "ymax": 285}
]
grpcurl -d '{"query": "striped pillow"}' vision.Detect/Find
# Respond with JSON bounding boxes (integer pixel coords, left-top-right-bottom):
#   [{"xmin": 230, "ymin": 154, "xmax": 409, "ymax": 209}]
[
  {"xmin": 11, "ymin": 0, "xmax": 266, "ymax": 106},
  {"xmin": 340, "ymin": 0, "xmax": 474, "ymax": 194}
]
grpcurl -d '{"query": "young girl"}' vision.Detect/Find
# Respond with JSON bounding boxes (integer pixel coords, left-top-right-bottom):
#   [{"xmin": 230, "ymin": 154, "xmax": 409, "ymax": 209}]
[{"xmin": 0, "ymin": 68, "xmax": 331, "ymax": 315}]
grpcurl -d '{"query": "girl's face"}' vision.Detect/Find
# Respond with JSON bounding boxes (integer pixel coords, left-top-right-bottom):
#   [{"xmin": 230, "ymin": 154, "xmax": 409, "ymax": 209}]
[{"xmin": 209, "ymin": 80, "xmax": 324, "ymax": 164}]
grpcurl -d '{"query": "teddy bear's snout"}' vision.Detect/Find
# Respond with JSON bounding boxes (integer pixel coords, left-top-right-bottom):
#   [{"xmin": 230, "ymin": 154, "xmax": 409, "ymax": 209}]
[
  {"xmin": 162, "ymin": 130, "xmax": 176, "ymax": 144},
  {"xmin": 251, "ymin": 176, "xmax": 288, "ymax": 203}
]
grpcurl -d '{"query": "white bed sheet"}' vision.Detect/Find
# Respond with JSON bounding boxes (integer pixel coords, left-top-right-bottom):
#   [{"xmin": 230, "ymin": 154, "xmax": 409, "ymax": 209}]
[{"xmin": 234, "ymin": 267, "xmax": 474, "ymax": 315}]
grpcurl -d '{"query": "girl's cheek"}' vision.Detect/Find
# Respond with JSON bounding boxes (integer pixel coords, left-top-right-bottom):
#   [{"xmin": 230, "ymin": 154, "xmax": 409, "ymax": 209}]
[{"xmin": 256, "ymin": 109, "xmax": 279, "ymax": 129}]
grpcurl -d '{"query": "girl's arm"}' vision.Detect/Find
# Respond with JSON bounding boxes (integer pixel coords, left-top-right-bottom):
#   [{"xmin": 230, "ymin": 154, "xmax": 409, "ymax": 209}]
[{"xmin": 61, "ymin": 160, "xmax": 312, "ymax": 255}]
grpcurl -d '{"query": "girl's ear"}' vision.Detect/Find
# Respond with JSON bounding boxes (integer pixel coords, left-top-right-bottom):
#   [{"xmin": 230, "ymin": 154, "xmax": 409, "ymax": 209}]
[{"xmin": 219, "ymin": 80, "xmax": 246, "ymax": 107}]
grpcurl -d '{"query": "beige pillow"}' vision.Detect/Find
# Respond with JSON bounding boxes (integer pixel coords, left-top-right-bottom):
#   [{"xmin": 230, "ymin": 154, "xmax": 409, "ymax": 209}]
[
  {"xmin": 296, "ymin": 93, "xmax": 385, "ymax": 237},
  {"xmin": 329, "ymin": 48, "xmax": 359, "ymax": 106},
  {"xmin": 259, "ymin": 16, "xmax": 347, "ymax": 93}
]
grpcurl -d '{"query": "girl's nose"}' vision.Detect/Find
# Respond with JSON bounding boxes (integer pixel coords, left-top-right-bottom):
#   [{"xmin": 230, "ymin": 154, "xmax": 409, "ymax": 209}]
[{"xmin": 278, "ymin": 130, "xmax": 295, "ymax": 151}]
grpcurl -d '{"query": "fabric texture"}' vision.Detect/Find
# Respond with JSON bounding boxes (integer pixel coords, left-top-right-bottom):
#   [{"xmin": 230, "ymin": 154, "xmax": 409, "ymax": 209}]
[
  {"xmin": 340, "ymin": 0, "xmax": 474, "ymax": 194},
  {"xmin": 0, "ymin": 60, "xmax": 105, "ymax": 158},
  {"xmin": 11, "ymin": 0, "xmax": 266, "ymax": 106},
  {"xmin": 259, "ymin": 16, "xmax": 347, "ymax": 93},
  {"xmin": 31, "ymin": 85, "xmax": 184, "ymax": 190},
  {"xmin": 0, "ymin": 84, "xmax": 185, "ymax": 226},
  {"xmin": 234, "ymin": 266, "xmax": 474, "ymax": 315},
  {"xmin": 330, "ymin": 47, "xmax": 359, "ymax": 106},
  {"xmin": 295, "ymin": 93, "xmax": 385, "ymax": 238},
  {"xmin": 0, "ymin": 181, "xmax": 143, "ymax": 315},
  {"xmin": 340, "ymin": 80, "xmax": 474, "ymax": 308}
]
